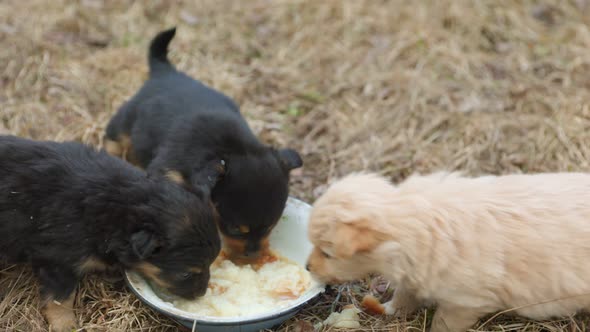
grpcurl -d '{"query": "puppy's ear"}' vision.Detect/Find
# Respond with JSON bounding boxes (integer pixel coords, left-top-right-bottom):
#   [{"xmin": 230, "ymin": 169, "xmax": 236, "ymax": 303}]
[
  {"xmin": 333, "ymin": 223, "xmax": 381, "ymax": 258},
  {"xmin": 130, "ymin": 229, "xmax": 161, "ymax": 259},
  {"xmin": 190, "ymin": 159, "xmax": 226, "ymax": 196},
  {"xmin": 278, "ymin": 148, "xmax": 303, "ymax": 171}
]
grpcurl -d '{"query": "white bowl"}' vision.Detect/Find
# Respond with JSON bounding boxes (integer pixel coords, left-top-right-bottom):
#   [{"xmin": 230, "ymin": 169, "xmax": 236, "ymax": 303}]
[{"xmin": 125, "ymin": 197, "xmax": 325, "ymax": 332}]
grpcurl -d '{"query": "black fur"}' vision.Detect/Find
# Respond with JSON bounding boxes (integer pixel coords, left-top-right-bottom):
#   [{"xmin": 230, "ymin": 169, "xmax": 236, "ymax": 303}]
[
  {"xmin": 0, "ymin": 135, "xmax": 220, "ymax": 303},
  {"xmin": 105, "ymin": 27, "xmax": 303, "ymax": 256}
]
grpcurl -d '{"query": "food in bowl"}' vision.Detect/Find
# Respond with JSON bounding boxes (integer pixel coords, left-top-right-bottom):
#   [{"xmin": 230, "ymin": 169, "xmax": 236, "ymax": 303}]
[
  {"xmin": 161, "ymin": 250, "xmax": 315, "ymax": 317},
  {"xmin": 125, "ymin": 198, "xmax": 325, "ymax": 332}
]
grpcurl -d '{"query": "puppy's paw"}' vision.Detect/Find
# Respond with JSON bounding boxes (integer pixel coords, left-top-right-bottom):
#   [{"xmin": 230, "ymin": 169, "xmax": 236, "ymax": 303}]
[
  {"xmin": 47, "ymin": 312, "xmax": 76, "ymax": 332},
  {"xmin": 383, "ymin": 287, "xmax": 421, "ymax": 318},
  {"xmin": 44, "ymin": 300, "xmax": 77, "ymax": 332},
  {"xmin": 383, "ymin": 299, "xmax": 404, "ymax": 316},
  {"xmin": 362, "ymin": 297, "xmax": 407, "ymax": 317},
  {"xmin": 383, "ymin": 299, "xmax": 418, "ymax": 318},
  {"xmin": 361, "ymin": 294, "xmax": 385, "ymax": 315}
]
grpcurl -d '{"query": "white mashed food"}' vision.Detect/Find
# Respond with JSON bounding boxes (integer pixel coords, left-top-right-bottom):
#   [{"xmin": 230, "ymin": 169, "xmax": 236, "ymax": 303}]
[{"xmin": 171, "ymin": 253, "xmax": 313, "ymax": 317}]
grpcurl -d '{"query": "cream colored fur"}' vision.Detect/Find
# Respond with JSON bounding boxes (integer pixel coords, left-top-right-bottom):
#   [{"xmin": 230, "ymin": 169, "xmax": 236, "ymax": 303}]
[{"xmin": 307, "ymin": 172, "xmax": 590, "ymax": 332}]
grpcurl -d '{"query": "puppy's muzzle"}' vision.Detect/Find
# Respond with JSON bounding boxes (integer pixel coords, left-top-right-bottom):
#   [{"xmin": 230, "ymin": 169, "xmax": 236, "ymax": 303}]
[
  {"xmin": 171, "ymin": 285, "xmax": 207, "ymax": 300},
  {"xmin": 148, "ymin": 281, "xmax": 207, "ymax": 300},
  {"xmin": 223, "ymin": 236, "xmax": 265, "ymax": 258},
  {"xmin": 244, "ymin": 240, "xmax": 261, "ymax": 257}
]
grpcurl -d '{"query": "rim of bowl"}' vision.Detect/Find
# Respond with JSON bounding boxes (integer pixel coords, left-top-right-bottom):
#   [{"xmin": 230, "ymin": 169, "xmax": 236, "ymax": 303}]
[
  {"xmin": 124, "ymin": 197, "xmax": 326, "ymax": 325},
  {"xmin": 125, "ymin": 272, "xmax": 324, "ymax": 325}
]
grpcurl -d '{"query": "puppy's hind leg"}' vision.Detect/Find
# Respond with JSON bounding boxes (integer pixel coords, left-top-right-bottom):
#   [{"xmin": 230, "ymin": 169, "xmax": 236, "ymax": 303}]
[
  {"xmin": 430, "ymin": 304, "xmax": 483, "ymax": 332},
  {"xmin": 104, "ymin": 134, "xmax": 131, "ymax": 158},
  {"xmin": 104, "ymin": 100, "xmax": 139, "ymax": 162},
  {"xmin": 34, "ymin": 263, "xmax": 79, "ymax": 332},
  {"xmin": 104, "ymin": 135, "xmax": 143, "ymax": 168},
  {"xmin": 384, "ymin": 285, "xmax": 421, "ymax": 318},
  {"xmin": 104, "ymin": 138, "xmax": 124, "ymax": 158}
]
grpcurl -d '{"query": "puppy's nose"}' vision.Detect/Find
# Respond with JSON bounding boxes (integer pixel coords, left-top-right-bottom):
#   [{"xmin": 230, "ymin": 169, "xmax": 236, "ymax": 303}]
[
  {"xmin": 243, "ymin": 250, "xmax": 260, "ymax": 259},
  {"xmin": 244, "ymin": 241, "xmax": 261, "ymax": 257},
  {"xmin": 305, "ymin": 264, "xmax": 310, "ymax": 271}
]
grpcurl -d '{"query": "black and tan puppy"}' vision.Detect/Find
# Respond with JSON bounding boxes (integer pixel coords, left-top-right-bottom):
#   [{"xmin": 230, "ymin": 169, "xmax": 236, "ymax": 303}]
[
  {"xmin": 104, "ymin": 27, "xmax": 303, "ymax": 259},
  {"xmin": 0, "ymin": 135, "xmax": 220, "ymax": 332}
]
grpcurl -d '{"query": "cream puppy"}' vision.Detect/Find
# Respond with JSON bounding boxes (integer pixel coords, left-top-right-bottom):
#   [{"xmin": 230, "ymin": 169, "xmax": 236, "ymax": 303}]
[{"xmin": 306, "ymin": 172, "xmax": 590, "ymax": 332}]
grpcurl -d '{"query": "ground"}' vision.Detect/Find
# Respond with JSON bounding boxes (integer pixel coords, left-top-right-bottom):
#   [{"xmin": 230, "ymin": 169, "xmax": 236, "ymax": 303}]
[{"xmin": 1, "ymin": 0, "xmax": 590, "ymax": 331}]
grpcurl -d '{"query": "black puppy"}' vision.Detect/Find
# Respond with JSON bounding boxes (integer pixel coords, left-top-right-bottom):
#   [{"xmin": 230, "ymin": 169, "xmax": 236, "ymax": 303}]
[
  {"xmin": 0, "ymin": 135, "xmax": 220, "ymax": 332},
  {"xmin": 104, "ymin": 27, "xmax": 303, "ymax": 258}
]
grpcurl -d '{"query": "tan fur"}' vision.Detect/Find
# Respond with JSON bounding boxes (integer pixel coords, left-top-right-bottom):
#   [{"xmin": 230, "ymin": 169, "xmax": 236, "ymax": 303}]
[
  {"xmin": 165, "ymin": 170, "xmax": 185, "ymax": 184},
  {"xmin": 104, "ymin": 135, "xmax": 141, "ymax": 167},
  {"xmin": 258, "ymin": 237, "xmax": 270, "ymax": 254},
  {"xmin": 189, "ymin": 267, "xmax": 203, "ymax": 273},
  {"xmin": 134, "ymin": 262, "xmax": 171, "ymax": 289},
  {"xmin": 307, "ymin": 172, "xmax": 590, "ymax": 332},
  {"xmin": 104, "ymin": 134, "xmax": 131, "ymax": 157},
  {"xmin": 222, "ymin": 235, "xmax": 247, "ymax": 256},
  {"xmin": 222, "ymin": 235, "xmax": 270, "ymax": 263},
  {"xmin": 103, "ymin": 139, "xmax": 124, "ymax": 157},
  {"xmin": 77, "ymin": 256, "xmax": 109, "ymax": 274},
  {"xmin": 42, "ymin": 293, "xmax": 76, "ymax": 332}
]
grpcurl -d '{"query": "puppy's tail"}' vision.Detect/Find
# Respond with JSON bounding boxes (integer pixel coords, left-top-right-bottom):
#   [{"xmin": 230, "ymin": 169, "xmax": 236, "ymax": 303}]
[{"xmin": 148, "ymin": 27, "xmax": 176, "ymax": 76}]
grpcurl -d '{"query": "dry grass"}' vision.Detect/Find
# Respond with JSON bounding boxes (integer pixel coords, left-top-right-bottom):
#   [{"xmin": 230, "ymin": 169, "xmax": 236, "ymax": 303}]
[{"xmin": 2, "ymin": 0, "xmax": 590, "ymax": 330}]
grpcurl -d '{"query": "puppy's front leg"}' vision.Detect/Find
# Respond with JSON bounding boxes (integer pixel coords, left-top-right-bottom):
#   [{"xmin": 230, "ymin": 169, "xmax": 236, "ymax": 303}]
[
  {"xmin": 430, "ymin": 304, "xmax": 482, "ymax": 332},
  {"xmin": 384, "ymin": 285, "xmax": 421, "ymax": 317},
  {"xmin": 43, "ymin": 293, "xmax": 76, "ymax": 332},
  {"xmin": 35, "ymin": 263, "xmax": 79, "ymax": 332}
]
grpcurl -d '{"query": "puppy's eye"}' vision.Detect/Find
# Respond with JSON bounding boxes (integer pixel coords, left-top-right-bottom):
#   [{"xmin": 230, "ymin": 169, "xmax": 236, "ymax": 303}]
[
  {"xmin": 178, "ymin": 272, "xmax": 193, "ymax": 280},
  {"xmin": 321, "ymin": 251, "xmax": 331, "ymax": 258},
  {"xmin": 226, "ymin": 225, "xmax": 242, "ymax": 236}
]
